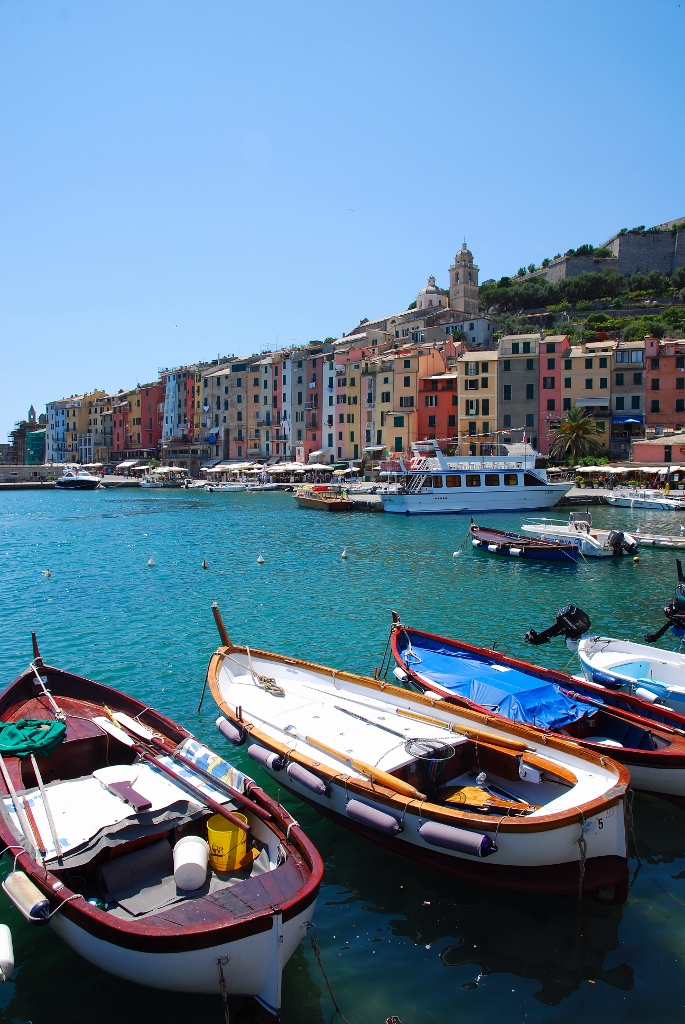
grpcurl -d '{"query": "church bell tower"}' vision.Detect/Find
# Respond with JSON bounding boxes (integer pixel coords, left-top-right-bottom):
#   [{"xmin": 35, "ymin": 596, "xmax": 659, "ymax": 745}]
[{"xmin": 449, "ymin": 242, "xmax": 479, "ymax": 316}]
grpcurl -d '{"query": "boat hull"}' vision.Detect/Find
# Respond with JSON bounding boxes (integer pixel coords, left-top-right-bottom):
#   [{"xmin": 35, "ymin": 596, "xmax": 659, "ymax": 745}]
[
  {"xmin": 55, "ymin": 479, "xmax": 100, "ymax": 490},
  {"xmin": 470, "ymin": 527, "xmax": 577, "ymax": 563},
  {"xmin": 605, "ymin": 495, "xmax": 685, "ymax": 511},
  {"xmin": 295, "ymin": 495, "xmax": 353, "ymax": 511},
  {"xmin": 51, "ymin": 901, "xmax": 316, "ymax": 1014}
]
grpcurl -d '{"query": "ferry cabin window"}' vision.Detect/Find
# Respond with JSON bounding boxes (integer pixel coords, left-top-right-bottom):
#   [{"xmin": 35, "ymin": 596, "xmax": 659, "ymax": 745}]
[
  {"xmin": 503, "ymin": 474, "xmax": 518, "ymax": 485},
  {"xmin": 484, "ymin": 474, "xmax": 499, "ymax": 486},
  {"xmin": 432, "ymin": 475, "xmax": 443, "ymax": 488},
  {"xmin": 465, "ymin": 474, "xmax": 481, "ymax": 487},
  {"xmin": 523, "ymin": 472, "xmax": 545, "ymax": 486},
  {"xmin": 445, "ymin": 475, "xmax": 461, "ymax": 487}
]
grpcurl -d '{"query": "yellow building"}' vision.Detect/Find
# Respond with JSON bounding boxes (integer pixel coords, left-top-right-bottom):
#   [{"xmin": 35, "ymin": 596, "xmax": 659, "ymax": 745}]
[
  {"xmin": 456, "ymin": 353, "xmax": 497, "ymax": 454},
  {"xmin": 561, "ymin": 342, "xmax": 614, "ymax": 452}
]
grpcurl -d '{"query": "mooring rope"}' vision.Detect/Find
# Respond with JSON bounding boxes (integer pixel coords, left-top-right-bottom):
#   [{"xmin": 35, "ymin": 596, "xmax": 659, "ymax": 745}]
[
  {"xmin": 245, "ymin": 647, "xmax": 285, "ymax": 697},
  {"xmin": 306, "ymin": 922, "xmax": 353, "ymax": 1024}
]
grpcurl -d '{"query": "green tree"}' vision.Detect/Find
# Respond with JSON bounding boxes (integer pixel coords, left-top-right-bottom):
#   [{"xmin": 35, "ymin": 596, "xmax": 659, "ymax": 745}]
[{"xmin": 549, "ymin": 407, "xmax": 605, "ymax": 464}]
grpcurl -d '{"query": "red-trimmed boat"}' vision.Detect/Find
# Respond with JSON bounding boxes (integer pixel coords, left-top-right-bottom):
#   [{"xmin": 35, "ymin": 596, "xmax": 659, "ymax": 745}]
[
  {"xmin": 390, "ymin": 615, "xmax": 685, "ymax": 798},
  {"xmin": 0, "ymin": 638, "xmax": 322, "ymax": 1021}
]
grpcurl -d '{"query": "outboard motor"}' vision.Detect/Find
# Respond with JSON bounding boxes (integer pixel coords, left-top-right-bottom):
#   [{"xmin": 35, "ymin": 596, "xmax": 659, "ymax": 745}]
[
  {"xmin": 524, "ymin": 604, "xmax": 592, "ymax": 647},
  {"xmin": 645, "ymin": 559, "xmax": 685, "ymax": 642},
  {"xmin": 607, "ymin": 530, "xmax": 638, "ymax": 557}
]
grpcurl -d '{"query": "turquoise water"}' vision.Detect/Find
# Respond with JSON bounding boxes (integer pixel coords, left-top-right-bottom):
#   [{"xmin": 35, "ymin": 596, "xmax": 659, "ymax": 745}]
[{"xmin": 1, "ymin": 488, "xmax": 685, "ymax": 1024}]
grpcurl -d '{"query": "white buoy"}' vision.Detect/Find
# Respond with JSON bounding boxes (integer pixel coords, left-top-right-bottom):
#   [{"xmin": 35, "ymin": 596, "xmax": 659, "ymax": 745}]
[
  {"xmin": 257, "ymin": 553, "xmax": 265, "ymax": 564},
  {"xmin": 341, "ymin": 549, "xmax": 348, "ymax": 559},
  {"xmin": 201, "ymin": 559, "xmax": 209, "ymax": 569},
  {"xmin": 43, "ymin": 569, "xmax": 51, "ymax": 577},
  {"xmin": 0, "ymin": 923, "xmax": 13, "ymax": 981},
  {"xmin": 148, "ymin": 557, "xmax": 155, "ymax": 567},
  {"xmin": 452, "ymin": 551, "xmax": 461, "ymax": 557}
]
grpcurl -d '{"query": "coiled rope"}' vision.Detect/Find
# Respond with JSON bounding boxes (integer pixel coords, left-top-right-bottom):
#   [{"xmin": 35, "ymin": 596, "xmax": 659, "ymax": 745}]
[{"xmin": 246, "ymin": 647, "xmax": 285, "ymax": 697}]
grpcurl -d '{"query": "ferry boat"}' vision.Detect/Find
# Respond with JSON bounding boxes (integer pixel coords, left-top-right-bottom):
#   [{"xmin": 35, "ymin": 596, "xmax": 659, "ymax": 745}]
[{"xmin": 379, "ymin": 441, "xmax": 573, "ymax": 515}]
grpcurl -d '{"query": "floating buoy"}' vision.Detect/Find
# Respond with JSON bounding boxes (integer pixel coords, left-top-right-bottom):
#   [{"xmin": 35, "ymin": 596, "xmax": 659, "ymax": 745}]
[
  {"xmin": 453, "ymin": 551, "xmax": 461, "ymax": 557},
  {"xmin": 201, "ymin": 559, "xmax": 209, "ymax": 569},
  {"xmin": 341, "ymin": 549, "xmax": 348, "ymax": 559},
  {"xmin": 257, "ymin": 553, "xmax": 265, "ymax": 565},
  {"xmin": 42, "ymin": 570, "xmax": 51, "ymax": 578},
  {"xmin": 148, "ymin": 557, "xmax": 155, "ymax": 567},
  {"xmin": 633, "ymin": 556, "xmax": 640, "ymax": 564}
]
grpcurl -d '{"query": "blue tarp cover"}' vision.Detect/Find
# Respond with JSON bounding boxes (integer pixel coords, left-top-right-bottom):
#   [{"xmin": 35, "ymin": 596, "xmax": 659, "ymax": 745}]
[{"xmin": 399, "ymin": 633, "xmax": 592, "ymax": 731}]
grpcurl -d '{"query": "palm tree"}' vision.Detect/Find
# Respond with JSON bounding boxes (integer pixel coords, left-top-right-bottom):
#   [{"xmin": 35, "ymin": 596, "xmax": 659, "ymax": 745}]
[{"xmin": 549, "ymin": 407, "xmax": 605, "ymax": 465}]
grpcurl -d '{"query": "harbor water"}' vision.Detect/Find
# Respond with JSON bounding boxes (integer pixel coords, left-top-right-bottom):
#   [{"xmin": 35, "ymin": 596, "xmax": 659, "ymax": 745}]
[{"xmin": 1, "ymin": 488, "xmax": 685, "ymax": 1023}]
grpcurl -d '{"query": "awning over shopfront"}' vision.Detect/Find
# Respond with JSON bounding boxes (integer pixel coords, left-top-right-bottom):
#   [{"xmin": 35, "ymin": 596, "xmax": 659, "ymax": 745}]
[
  {"xmin": 308, "ymin": 448, "xmax": 333, "ymax": 462},
  {"xmin": 116, "ymin": 460, "xmax": 140, "ymax": 469},
  {"xmin": 612, "ymin": 416, "xmax": 644, "ymax": 424},
  {"xmin": 575, "ymin": 398, "xmax": 610, "ymax": 407}
]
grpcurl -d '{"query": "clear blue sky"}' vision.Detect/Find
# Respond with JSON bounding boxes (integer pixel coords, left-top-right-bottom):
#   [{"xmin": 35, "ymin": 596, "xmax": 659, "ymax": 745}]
[{"xmin": 1, "ymin": 0, "xmax": 683, "ymax": 437}]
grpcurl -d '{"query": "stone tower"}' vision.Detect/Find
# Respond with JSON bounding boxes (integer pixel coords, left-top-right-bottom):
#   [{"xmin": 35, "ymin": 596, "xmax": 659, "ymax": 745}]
[{"xmin": 449, "ymin": 242, "xmax": 479, "ymax": 315}]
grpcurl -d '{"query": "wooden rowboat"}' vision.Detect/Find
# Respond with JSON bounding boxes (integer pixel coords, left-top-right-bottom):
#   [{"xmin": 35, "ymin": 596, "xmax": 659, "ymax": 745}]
[
  {"xmin": 207, "ymin": 613, "xmax": 630, "ymax": 898},
  {"xmin": 469, "ymin": 522, "xmax": 578, "ymax": 563},
  {"xmin": 0, "ymin": 639, "xmax": 322, "ymax": 1021},
  {"xmin": 391, "ymin": 619, "xmax": 685, "ymax": 798}
]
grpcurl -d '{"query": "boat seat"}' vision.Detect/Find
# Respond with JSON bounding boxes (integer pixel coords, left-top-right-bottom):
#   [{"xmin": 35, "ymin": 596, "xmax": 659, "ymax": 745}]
[{"xmin": 591, "ymin": 737, "xmax": 624, "ymax": 748}]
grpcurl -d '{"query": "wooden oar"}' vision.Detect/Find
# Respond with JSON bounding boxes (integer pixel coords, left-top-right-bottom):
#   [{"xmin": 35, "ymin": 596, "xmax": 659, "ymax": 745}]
[
  {"xmin": 30, "ymin": 753, "xmax": 63, "ymax": 863},
  {"xmin": 101, "ymin": 709, "xmax": 250, "ymax": 833},
  {"xmin": 110, "ymin": 712, "xmax": 271, "ymax": 822},
  {"xmin": 226, "ymin": 702, "xmax": 426, "ymax": 800},
  {"xmin": 302, "ymin": 733, "xmax": 426, "ymax": 800},
  {"xmin": 395, "ymin": 707, "xmax": 533, "ymax": 752},
  {"xmin": 0, "ymin": 753, "xmax": 36, "ymax": 859}
]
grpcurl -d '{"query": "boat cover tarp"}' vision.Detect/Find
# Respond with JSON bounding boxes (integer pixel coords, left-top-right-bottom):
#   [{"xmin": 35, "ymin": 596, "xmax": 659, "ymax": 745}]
[
  {"xmin": 0, "ymin": 718, "xmax": 66, "ymax": 757},
  {"xmin": 398, "ymin": 634, "xmax": 592, "ymax": 730}
]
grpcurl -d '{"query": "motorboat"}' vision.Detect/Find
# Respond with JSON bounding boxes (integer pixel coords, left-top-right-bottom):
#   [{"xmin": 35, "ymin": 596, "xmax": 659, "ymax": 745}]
[
  {"xmin": 520, "ymin": 511, "xmax": 638, "ymax": 558},
  {"xmin": 576, "ymin": 562, "xmax": 685, "ymax": 712},
  {"xmin": 630, "ymin": 526, "xmax": 685, "ymax": 549},
  {"xmin": 390, "ymin": 612, "xmax": 685, "ymax": 797},
  {"xmin": 55, "ymin": 468, "xmax": 102, "ymax": 491},
  {"xmin": 0, "ymin": 637, "xmax": 322, "ymax": 1020},
  {"xmin": 577, "ymin": 636, "xmax": 685, "ymax": 713},
  {"xmin": 206, "ymin": 483, "xmax": 246, "ymax": 492},
  {"xmin": 139, "ymin": 476, "xmax": 164, "ymax": 488},
  {"xmin": 380, "ymin": 440, "xmax": 573, "ymax": 515},
  {"xmin": 294, "ymin": 486, "xmax": 354, "ymax": 511},
  {"xmin": 605, "ymin": 489, "xmax": 685, "ymax": 511},
  {"xmin": 245, "ymin": 483, "xmax": 280, "ymax": 492},
  {"xmin": 469, "ymin": 522, "xmax": 578, "ymax": 563},
  {"xmin": 207, "ymin": 609, "xmax": 629, "ymax": 897}
]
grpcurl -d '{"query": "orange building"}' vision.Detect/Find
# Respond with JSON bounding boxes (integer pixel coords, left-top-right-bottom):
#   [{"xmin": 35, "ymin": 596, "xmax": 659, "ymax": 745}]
[{"xmin": 644, "ymin": 336, "xmax": 685, "ymax": 433}]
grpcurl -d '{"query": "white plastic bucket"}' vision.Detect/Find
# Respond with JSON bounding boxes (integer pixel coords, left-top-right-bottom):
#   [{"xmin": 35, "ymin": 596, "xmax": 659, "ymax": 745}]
[{"xmin": 173, "ymin": 835, "xmax": 209, "ymax": 890}]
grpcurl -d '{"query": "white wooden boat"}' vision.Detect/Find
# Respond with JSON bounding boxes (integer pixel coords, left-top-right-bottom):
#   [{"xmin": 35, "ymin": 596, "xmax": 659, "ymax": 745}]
[
  {"xmin": 605, "ymin": 489, "xmax": 685, "ymax": 511},
  {"xmin": 207, "ymin": 614, "xmax": 630, "ymax": 898},
  {"xmin": 0, "ymin": 642, "xmax": 322, "ymax": 1020},
  {"xmin": 631, "ymin": 527, "xmax": 685, "ymax": 549},
  {"xmin": 379, "ymin": 440, "xmax": 573, "ymax": 515},
  {"xmin": 521, "ymin": 512, "xmax": 638, "ymax": 558}
]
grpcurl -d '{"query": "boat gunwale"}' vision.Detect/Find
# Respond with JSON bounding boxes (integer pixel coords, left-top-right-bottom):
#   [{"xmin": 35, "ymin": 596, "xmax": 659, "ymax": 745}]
[
  {"xmin": 469, "ymin": 525, "xmax": 578, "ymax": 552},
  {"xmin": 0, "ymin": 664, "xmax": 323, "ymax": 953},
  {"xmin": 207, "ymin": 647, "xmax": 629, "ymax": 835},
  {"xmin": 390, "ymin": 625, "xmax": 685, "ymax": 768}
]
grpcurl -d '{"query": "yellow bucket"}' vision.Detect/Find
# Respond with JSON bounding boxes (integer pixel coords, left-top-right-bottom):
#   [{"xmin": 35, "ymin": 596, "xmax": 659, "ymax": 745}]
[{"xmin": 207, "ymin": 813, "xmax": 248, "ymax": 872}]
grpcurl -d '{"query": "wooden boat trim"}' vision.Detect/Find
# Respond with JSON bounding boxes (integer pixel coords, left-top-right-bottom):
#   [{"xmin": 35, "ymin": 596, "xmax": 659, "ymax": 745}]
[
  {"xmin": 208, "ymin": 647, "xmax": 629, "ymax": 834},
  {"xmin": 390, "ymin": 625, "xmax": 685, "ymax": 768},
  {"xmin": 0, "ymin": 663, "xmax": 323, "ymax": 954}
]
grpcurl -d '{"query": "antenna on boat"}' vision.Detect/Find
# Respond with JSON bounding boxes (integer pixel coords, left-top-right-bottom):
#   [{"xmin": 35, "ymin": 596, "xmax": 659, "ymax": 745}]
[{"xmin": 31, "ymin": 632, "xmax": 43, "ymax": 667}]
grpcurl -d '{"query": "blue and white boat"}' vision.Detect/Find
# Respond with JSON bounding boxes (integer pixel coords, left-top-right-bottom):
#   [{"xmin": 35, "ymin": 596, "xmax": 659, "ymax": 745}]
[{"xmin": 577, "ymin": 636, "xmax": 685, "ymax": 713}]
